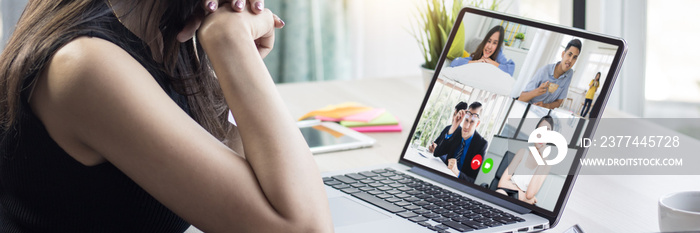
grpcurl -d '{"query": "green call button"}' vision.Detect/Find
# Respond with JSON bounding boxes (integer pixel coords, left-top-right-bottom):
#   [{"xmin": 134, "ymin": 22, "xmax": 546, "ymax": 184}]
[{"xmin": 482, "ymin": 158, "xmax": 494, "ymax": 173}]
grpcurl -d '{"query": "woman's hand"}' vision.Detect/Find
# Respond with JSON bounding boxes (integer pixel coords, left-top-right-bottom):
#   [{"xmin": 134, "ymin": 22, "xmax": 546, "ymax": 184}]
[
  {"xmin": 198, "ymin": 3, "xmax": 283, "ymax": 58},
  {"xmin": 202, "ymin": 0, "xmax": 268, "ymax": 14},
  {"xmin": 469, "ymin": 58, "xmax": 498, "ymax": 67},
  {"xmin": 177, "ymin": 0, "xmax": 284, "ymax": 43},
  {"xmin": 228, "ymin": 0, "xmax": 266, "ymax": 14},
  {"xmin": 482, "ymin": 57, "xmax": 500, "ymax": 67},
  {"xmin": 521, "ymin": 194, "xmax": 537, "ymax": 204}
]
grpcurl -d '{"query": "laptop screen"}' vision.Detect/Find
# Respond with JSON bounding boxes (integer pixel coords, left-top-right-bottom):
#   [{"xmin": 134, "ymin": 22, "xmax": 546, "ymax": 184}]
[{"xmin": 401, "ymin": 7, "xmax": 626, "ymax": 215}]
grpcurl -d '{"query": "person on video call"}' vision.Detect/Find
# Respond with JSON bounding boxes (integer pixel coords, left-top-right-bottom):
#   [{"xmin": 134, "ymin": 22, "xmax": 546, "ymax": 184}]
[
  {"xmin": 433, "ymin": 102, "xmax": 488, "ymax": 182},
  {"xmin": 0, "ymin": 0, "xmax": 333, "ymax": 232},
  {"xmin": 580, "ymin": 72, "xmax": 601, "ymax": 117},
  {"xmin": 450, "ymin": 25, "xmax": 515, "ymax": 76},
  {"xmin": 519, "ymin": 39, "xmax": 582, "ymax": 109},
  {"xmin": 429, "ymin": 102, "xmax": 481, "ymax": 163},
  {"xmin": 496, "ymin": 115, "xmax": 555, "ymax": 205}
]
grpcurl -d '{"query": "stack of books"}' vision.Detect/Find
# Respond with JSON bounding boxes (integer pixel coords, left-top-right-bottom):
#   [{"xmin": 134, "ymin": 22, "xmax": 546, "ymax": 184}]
[{"xmin": 298, "ymin": 102, "xmax": 401, "ymax": 133}]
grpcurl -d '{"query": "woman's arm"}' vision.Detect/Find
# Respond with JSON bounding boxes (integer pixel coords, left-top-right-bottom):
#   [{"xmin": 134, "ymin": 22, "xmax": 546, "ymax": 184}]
[
  {"xmin": 524, "ymin": 166, "xmax": 551, "ymax": 200},
  {"xmin": 497, "ymin": 149, "xmax": 525, "ymax": 188},
  {"xmin": 481, "ymin": 57, "xmax": 500, "ymax": 68},
  {"xmin": 466, "ymin": 58, "xmax": 482, "ymax": 64},
  {"xmin": 497, "ymin": 167, "xmax": 512, "ymax": 188},
  {"xmin": 495, "ymin": 53, "xmax": 515, "ymax": 76},
  {"xmin": 450, "ymin": 57, "xmax": 472, "ymax": 67},
  {"xmin": 30, "ymin": 10, "xmax": 331, "ymax": 233},
  {"xmin": 198, "ymin": 7, "xmax": 332, "ymax": 231}
]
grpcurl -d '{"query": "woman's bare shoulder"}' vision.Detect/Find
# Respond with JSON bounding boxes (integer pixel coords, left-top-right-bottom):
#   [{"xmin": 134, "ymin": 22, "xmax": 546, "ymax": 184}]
[
  {"xmin": 30, "ymin": 36, "xmax": 158, "ymax": 165},
  {"xmin": 49, "ymin": 36, "xmax": 135, "ymax": 78},
  {"xmin": 35, "ymin": 36, "xmax": 154, "ymax": 122}
]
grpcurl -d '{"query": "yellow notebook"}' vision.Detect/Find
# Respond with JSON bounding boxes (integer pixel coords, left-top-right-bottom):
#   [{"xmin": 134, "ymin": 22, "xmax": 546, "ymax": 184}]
[{"xmin": 297, "ymin": 102, "xmax": 372, "ymax": 121}]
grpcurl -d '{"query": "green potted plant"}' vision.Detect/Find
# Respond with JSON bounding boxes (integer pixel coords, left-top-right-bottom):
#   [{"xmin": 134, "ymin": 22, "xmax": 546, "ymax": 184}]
[
  {"xmin": 410, "ymin": 0, "xmax": 502, "ymax": 89},
  {"xmin": 514, "ymin": 32, "xmax": 525, "ymax": 48}
]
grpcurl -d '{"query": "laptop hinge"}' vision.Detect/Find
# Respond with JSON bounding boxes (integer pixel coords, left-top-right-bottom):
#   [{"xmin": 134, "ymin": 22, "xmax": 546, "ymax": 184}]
[{"xmin": 409, "ymin": 166, "xmax": 531, "ymax": 215}]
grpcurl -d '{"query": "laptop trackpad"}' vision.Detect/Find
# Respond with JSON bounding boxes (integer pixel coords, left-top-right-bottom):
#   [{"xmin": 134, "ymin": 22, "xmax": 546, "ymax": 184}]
[{"xmin": 329, "ymin": 196, "xmax": 391, "ymax": 227}]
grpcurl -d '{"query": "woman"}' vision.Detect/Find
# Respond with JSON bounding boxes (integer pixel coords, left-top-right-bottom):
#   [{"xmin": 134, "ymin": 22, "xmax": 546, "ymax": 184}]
[
  {"xmin": 580, "ymin": 72, "xmax": 601, "ymax": 117},
  {"xmin": 0, "ymin": 0, "xmax": 332, "ymax": 232},
  {"xmin": 495, "ymin": 116, "xmax": 554, "ymax": 205},
  {"xmin": 450, "ymin": 25, "xmax": 515, "ymax": 76}
]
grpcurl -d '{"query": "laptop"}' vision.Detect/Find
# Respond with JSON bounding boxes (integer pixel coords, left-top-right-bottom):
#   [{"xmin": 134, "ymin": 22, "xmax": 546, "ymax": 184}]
[{"xmin": 321, "ymin": 7, "xmax": 627, "ymax": 233}]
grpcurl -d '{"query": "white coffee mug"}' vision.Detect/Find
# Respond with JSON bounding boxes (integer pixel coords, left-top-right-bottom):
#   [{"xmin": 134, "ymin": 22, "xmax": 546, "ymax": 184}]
[{"xmin": 659, "ymin": 191, "xmax": 700, "ymax": 232}]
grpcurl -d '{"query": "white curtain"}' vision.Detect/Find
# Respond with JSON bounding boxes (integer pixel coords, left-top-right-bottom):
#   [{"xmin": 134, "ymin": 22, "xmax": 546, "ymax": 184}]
[{"xmin": 264, "ymin": 0, "xmax": 353, "ymax": 83}]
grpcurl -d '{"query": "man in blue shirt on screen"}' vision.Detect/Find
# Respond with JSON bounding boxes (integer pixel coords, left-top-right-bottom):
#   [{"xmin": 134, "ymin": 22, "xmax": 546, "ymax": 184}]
[
  {"xmin": 433, "ymin": 103, "xmax": 488, "ymax": 182},
  {"xmin": 519, "ymin": 39, "xmax": 582, "ymax": 109}
]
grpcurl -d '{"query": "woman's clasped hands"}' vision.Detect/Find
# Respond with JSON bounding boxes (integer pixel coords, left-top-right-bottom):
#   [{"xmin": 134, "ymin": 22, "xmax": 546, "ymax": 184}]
[{"xmin": 176, "ymin": 0, "xmax": 285, "ymax": 59}]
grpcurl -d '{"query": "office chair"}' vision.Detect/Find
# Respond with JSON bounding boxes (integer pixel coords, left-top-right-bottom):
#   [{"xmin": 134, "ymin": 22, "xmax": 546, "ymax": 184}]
[{"xmin": 481, "ymin": 151, "xmax": 515, "ymax": 190}]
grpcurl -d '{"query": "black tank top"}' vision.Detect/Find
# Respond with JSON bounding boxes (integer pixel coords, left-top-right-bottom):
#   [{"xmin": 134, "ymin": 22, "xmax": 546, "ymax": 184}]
[{"xmin": 0, "ymin": 2, "xmax": 191, "ymax": 232}]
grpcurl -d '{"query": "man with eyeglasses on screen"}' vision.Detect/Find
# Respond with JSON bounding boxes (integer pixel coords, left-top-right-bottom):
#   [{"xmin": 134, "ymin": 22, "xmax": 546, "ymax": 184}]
[
  {"xmin": 428, "ymin": 102, "xmax": 481, "ymax": 162},
  {"xmin": 434, "ymin": 102, "xmax": 489, "ymax": 182}
]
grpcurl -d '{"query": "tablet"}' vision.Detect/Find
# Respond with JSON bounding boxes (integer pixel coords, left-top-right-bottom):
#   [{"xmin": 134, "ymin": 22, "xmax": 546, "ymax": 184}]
[{"xmin": 297, "ymin": 120, "xmax": 376, "ymax": 154}]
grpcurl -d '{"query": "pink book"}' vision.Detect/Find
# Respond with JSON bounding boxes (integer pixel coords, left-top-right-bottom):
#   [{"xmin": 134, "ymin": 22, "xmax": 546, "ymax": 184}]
[
  {"xmin": 350, "ymin": 123, "xmax": 402, "ymax": 133},
  {"xmin": 316, "ymin": 108, "xmax": 386, "ymax": 122},
  {"xmin": 315, "ymin": 115, "xmax": 342, "ymax": 122},
  {"xmin": 342, "ymin": 108, "xmax": 386, "ymax": 122}
]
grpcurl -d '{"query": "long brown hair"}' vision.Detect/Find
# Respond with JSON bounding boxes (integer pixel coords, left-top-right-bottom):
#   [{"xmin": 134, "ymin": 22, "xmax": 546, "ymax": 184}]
[
  {"xmin": 0, "ymin": 0, "xmax": 231, "ymax": 150},
  {"xmin": 471, "ymin": 25, "xmax": 504, "ymax": 61}
]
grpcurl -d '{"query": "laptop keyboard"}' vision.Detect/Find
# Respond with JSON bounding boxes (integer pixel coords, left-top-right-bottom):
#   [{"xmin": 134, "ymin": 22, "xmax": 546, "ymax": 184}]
[{"xmin": 323, "ymin": 168, "xmax": 525, "ymax": 232}]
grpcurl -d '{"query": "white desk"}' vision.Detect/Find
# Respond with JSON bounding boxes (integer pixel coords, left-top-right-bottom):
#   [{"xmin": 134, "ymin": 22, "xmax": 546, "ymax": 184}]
[
  {"xmin": 276, "ymin": 76, "xmax": 700, "ymax": 232},
  {"xmin": 275, "ymin": 76, "xmax": 425, "ymax": 173},
  {"xmin": 187, "ymin": 76, "xmax": 700, "ymax": 233}
]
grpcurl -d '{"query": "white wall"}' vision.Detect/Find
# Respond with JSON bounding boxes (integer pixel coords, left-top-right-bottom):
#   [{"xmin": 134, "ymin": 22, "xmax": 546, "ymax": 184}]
[
  {"xmin": 644, "ymin": 0, "xmax": 700, "ymax": 103},
  {"xmin": 518, "ymin": 0, "xmax": 571, "ymax": 26},
  {"xmin": 357, "ymin": 0, "xmax": 424, "ymax": 79},
  {"xmin": 357, "ymin": 0, "xmax": 522, "ymax": 80}
]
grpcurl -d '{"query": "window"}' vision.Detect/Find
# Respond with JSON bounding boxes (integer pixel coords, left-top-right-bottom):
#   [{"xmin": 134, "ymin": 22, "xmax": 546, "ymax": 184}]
[
  {"xmin": 518, "ymin": 0, "xmax": 570, "ymax": 26},
  {"xmin": 576, "ymin": 52, "xmax": 613, "ymax": 88},
  {"xmin": 645, "ymin": 0, "xmax": 700, "ymax": 117},
  {"xmin": 642, "ymin": 0, "xmax": 700, "ymax": 139}
]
